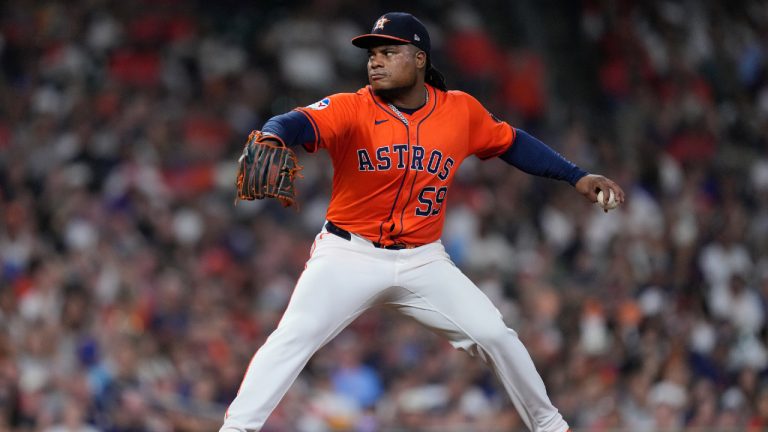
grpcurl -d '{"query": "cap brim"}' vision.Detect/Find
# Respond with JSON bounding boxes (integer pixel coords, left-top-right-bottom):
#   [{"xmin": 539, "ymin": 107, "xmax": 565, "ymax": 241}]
[{"xmin": 351, "ymin": 34, "xmax": 411, "ymax": 48}]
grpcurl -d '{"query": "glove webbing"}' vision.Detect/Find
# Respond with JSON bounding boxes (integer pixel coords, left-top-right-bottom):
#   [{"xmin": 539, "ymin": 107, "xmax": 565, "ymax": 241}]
[{"xmin": 236, "ymin": 131, "xmax": 302, "ymax": 207}]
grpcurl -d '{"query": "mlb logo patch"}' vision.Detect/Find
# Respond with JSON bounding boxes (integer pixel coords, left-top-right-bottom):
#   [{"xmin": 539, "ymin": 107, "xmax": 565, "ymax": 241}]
[{"xmin": 307, "ymin": 98, "xmax": 331, "ymax": 110}]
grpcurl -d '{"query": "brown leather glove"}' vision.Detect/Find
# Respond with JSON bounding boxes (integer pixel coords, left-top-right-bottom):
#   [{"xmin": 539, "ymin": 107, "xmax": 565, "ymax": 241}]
[{"xmin": 235, "ymin": 131, "xmax": 302, "ymax": 207}]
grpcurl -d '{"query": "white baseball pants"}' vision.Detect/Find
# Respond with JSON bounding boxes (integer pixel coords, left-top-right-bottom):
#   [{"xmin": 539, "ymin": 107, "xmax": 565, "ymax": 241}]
[{"xmin": 220, "ymin": 225, "xmax": 569, "ymax": 432}]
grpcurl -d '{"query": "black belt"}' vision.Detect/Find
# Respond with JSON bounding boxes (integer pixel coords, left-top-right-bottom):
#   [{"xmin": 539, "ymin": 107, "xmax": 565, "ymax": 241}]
[{"xmin": 324, "ymin": 221, "xmax": 418, "ymax": 250}]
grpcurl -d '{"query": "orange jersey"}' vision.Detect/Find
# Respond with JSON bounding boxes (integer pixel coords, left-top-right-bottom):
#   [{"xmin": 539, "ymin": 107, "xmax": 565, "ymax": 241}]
[{"xmin": 296, "ymin": 84, "xmax": 515, "ymax": 247}]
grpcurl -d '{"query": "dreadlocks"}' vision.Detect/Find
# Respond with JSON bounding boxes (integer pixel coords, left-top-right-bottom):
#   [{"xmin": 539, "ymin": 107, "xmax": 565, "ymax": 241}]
[{"xmin": 425, "ymin": 63, "xmax": 447, "ymax": 92}]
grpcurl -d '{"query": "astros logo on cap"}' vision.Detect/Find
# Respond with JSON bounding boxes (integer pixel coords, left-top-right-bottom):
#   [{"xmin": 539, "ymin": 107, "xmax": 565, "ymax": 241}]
[{"xmin": 373, "ymin": 17, "xmax": 389, "ymax": 30}]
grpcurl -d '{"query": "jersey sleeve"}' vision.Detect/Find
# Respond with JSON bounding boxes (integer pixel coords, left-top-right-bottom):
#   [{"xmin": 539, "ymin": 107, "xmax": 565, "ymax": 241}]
[
  {"xmin": 463, "ymin": 93, "xmax": 516, "ymax": 160},
  {"xmin": 294, "ymin": 93, "xmax": 359, "ymax": 153}
]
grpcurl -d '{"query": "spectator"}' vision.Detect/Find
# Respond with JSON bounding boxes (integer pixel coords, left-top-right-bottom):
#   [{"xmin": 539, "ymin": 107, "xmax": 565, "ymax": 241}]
[{"xmin": 0, "ymin": 1, "xmax": 766, "ymax": 430}]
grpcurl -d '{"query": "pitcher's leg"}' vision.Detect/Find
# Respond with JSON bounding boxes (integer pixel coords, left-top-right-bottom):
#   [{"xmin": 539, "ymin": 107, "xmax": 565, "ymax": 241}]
[
  {"xmin": 221, "ymin": 237, "xmax": 390, "ymax": 432},
  {"xmin": 395, "ymin": 258, "xmax": 569, "ymax": 432}
]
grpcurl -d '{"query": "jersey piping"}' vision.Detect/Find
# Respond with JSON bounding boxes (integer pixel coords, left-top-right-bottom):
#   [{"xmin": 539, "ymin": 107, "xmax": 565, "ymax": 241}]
[
  {"xmin": 396, "ymin": 86, "xmax": 438, "ymax": 239},
  {"xmin": 368, "ymin": 89, "xmax": 412, "ymax": 245}
]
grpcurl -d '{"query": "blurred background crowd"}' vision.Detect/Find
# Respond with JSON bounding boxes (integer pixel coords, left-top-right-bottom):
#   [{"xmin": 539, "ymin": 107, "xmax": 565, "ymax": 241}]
[{"xmin": 1, "ymin": 0, "xmax": 768, "ymax": 431}]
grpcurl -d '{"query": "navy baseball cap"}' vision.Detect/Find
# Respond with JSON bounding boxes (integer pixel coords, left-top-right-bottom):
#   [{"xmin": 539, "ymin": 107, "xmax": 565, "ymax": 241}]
[{"xmin": 352, "ymin": 12, "xmax": 431, "ymax": 55}]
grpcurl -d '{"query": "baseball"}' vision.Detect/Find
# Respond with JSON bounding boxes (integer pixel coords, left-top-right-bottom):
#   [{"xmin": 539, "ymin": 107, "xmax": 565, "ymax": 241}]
[{"xmin": 596, "ymin": 189, "xmax": 618, "ymax": 210}]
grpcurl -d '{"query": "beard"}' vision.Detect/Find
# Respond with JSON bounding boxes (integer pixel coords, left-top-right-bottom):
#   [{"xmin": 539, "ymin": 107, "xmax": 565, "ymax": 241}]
[
  {"xmin": 372, "ymin": 85, "xmax": 410, "ymax": 101},
  {"xmin": 371, "ymin": 74, "xmax": 418, "ymax": 103}
]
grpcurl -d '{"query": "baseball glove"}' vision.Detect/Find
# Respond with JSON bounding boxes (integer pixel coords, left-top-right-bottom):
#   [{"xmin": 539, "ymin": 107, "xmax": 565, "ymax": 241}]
[{"xmin": 235, "ymin": 130, "xmax": 302, "ymax": 207}]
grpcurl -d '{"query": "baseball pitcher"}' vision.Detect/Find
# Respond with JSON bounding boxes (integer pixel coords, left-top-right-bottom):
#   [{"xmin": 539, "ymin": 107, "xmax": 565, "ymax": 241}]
[{"xmin": 224, "ymin": 12, "xmax": 625, "ymax": 432}]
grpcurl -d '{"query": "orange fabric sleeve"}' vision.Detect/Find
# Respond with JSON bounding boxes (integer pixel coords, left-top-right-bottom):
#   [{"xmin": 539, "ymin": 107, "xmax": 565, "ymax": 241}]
[
  {"xmin": 463, "ymin": 92, "xmax": 516, "ymax": 160},
  {"xmin": 294, "ymin": 93, "xmax": 359, "ymax": 153}
]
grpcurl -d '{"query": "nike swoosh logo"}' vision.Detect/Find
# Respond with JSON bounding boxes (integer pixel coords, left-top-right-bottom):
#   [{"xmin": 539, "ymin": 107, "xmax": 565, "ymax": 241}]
[{"xmin": 374, "ymin": 119, "xmax": 389, "ymax": 125}]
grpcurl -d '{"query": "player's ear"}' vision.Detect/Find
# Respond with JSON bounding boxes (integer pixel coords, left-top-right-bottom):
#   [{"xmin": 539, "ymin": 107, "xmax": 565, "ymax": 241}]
[{"xmin": 415, "ymin": 49, "xmax": 427, "ymax": 69}]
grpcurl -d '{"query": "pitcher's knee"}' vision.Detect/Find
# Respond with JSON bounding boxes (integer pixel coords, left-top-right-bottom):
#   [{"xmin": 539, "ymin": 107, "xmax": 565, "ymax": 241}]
[
  {"xmin": 273, "ymin": 316, "xmax": 329, "ymax": 347},
  {"xmin": 470, "ymin": 322, "xmax": 518, "ymax": 349}
]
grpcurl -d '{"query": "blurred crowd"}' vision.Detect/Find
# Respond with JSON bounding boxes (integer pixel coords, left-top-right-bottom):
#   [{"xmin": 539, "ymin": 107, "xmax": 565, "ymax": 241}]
[{"xmin": 1, "ymin": 0, "xmax": 768, "ymax": 431}]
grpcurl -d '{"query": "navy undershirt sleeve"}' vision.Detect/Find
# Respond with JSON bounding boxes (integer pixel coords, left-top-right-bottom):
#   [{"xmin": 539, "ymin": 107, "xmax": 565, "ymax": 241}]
[
  {"xmin": 261, "ymin": 111, "xmax": 316, "ymax": 148},
  {"xmin": 499, "ymin": 129, "xmax": 588, "ymax": 186}
]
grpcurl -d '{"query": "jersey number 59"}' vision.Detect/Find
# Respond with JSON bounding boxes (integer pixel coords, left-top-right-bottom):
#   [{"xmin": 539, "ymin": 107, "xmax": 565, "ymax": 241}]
[{"xmin": 415, "ymin": 186, "xmax": 448, "ymax": 217}]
